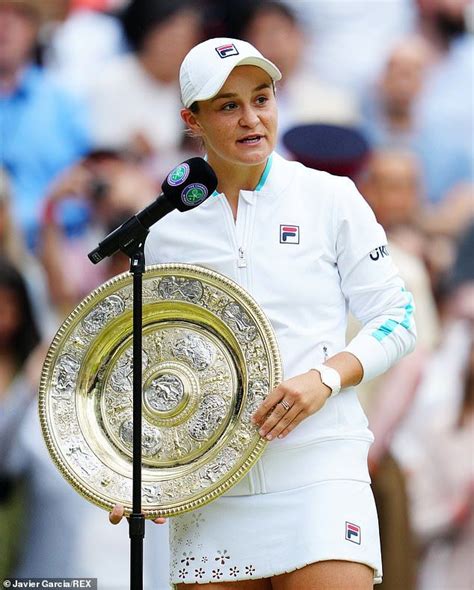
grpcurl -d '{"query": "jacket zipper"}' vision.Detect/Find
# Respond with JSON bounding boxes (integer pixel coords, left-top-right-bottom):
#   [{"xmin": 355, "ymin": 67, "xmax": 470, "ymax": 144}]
[
  {"xmin": 219, "ymin": 193, "xmax": 250, "ymax": 286},
  {"xmin": 238, "ymin": 247, "xmax": 247, "ymax": 268}
]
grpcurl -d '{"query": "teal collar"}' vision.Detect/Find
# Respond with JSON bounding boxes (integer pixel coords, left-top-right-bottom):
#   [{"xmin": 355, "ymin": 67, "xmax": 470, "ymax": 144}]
[
  {"xmin": 254, "ymin": 154, "xmax": 273, "ymax": 191},
  {"xmin": 210, "ymin": 153, "xmax": 274, "ymax": 197}
]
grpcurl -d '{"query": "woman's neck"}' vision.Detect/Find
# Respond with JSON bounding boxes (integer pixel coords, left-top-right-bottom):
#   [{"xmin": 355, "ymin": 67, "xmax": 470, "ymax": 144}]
[{"xmin": 207, "ymin": 155, "xmax": 268, "ymax": 219}]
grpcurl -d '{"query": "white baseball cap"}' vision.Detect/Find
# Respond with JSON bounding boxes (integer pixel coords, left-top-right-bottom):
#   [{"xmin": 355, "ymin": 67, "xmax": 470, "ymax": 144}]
[{"xmin": 180, "ymin": 37, "xmax": 282, "ymax": 108}]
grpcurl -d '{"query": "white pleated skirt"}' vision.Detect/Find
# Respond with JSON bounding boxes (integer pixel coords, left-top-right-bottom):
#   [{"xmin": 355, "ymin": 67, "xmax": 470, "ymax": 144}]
[{"xmin": 169, "ymin": 437, "xmax": 383, "ymax": 586}]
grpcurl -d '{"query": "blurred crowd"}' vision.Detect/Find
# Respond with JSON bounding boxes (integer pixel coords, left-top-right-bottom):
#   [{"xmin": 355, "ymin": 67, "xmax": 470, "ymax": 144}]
[{"xmin": 0, "ymin": 0, "xmax": 472, "ymax": 589}]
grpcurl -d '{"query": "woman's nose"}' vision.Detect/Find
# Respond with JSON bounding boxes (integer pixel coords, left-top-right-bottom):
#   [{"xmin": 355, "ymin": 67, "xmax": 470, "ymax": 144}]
[{"xmin": 239, "ymin": 105, "xmax": 259, "ymax": 128}]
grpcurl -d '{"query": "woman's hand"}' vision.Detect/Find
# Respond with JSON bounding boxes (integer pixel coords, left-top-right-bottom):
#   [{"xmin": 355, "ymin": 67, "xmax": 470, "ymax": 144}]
[
  {"xmin": 251, "ymin": 370, "xmax": 331, "ymax": 441},
  {"xmin": 108, "ymin": 504, "xmax": 167, "ymax": 526}
]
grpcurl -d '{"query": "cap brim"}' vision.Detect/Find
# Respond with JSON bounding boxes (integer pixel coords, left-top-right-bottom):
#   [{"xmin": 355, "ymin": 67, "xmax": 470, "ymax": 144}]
[{"xmin": 188, "ymin": 57, "xmax": 282, "ymax": 106}]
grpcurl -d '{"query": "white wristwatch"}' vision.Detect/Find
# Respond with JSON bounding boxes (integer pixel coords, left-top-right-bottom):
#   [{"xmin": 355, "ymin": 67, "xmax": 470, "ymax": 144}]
[{"xmin": 312, "ymin": 364, "xmax": 341, "ymax": 398}]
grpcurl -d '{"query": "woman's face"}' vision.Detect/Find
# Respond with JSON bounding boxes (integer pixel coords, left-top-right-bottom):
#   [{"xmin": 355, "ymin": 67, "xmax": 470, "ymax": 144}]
[{"xmin": 183, "ymin": 65, "xmax": 278, "ymax": 168}]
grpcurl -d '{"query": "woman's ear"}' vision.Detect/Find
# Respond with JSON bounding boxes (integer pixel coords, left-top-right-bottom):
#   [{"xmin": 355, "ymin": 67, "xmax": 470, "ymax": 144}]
[{"xmin": 181, "ymin": 108, "xmax": 202, "ymax": 137}]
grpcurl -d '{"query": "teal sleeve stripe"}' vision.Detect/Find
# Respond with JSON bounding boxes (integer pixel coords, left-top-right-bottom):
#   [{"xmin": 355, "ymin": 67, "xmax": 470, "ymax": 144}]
[
  {"xmin": 372, "ymin": 319, "xmax": 399, "ymax": 342},
  {"xmin": 400, "ymin": 290, "xmax": 414, "ymax": 329},
  {"xmin": 372, "ymin": 289, "xmax": 414, "ymax": 342}
]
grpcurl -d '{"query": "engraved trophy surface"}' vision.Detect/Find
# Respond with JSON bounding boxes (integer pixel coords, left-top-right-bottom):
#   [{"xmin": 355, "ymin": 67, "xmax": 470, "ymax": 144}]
[{"xmin": 39, "ymin": 264, "xmax": 282, "ymax": 518}]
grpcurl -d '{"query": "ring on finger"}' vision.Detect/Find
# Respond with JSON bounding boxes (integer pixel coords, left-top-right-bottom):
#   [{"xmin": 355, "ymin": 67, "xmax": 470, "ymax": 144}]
[{"xmin": 279, "ymin": 399, "xmax": 292, "ymax": 412}]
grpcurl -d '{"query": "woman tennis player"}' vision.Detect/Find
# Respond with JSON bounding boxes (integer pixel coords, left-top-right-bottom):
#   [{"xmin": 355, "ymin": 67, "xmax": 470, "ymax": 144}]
[{"xmin": 110, "ymin": 37, "xmax": 416, "ymax": 590}]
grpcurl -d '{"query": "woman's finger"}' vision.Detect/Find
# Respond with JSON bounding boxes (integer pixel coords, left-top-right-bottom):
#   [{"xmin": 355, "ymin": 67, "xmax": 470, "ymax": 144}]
[
  {"xmin": 264, "ymin": 406, "xmax": 304, "ymax": 440},
  {"xmin": 109, "ymin": 504, "xmax": 167, "ymax": 526},
  {"xmin": 257, "ymin": 402, "xmax": 300, "ymax": 440},
  {"xmin": 274, "ymin": 411, "xmax": 307, "ymax": 440},
  {"xmin": 109, "ymin": 503, "xmax": 125, "ymax": 525},
  {"xmin": 251, "ymin": 386, "xmax": 285, "ymax": 425}
]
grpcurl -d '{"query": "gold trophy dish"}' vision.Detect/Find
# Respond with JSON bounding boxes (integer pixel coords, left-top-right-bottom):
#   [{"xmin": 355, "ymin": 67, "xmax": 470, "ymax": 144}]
[{"xmin": 39, "ymin": 264, "xmax": 281, "ymax": 519}]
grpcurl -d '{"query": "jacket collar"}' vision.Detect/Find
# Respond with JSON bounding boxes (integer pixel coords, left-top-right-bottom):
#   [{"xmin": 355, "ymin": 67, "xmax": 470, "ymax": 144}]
[{"xmin": 210, "ymin": 151, "xmax": 292, "ymax": 204}]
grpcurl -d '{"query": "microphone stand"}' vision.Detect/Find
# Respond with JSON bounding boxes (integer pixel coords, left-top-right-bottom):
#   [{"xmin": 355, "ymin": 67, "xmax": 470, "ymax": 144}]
[
  {"xmin": 129, "ymin": 243, "xmax": 146, "ymax": 590},
  {"xmin": 89, "ymin": 217, "xmax": 149, "ymax": 590}
]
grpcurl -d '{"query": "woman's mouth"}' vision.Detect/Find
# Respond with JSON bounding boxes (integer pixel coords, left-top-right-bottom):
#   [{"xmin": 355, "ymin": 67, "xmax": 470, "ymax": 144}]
[{"xmin": 237, "ymin": 134, "xmax": 264, "ymax": 144}]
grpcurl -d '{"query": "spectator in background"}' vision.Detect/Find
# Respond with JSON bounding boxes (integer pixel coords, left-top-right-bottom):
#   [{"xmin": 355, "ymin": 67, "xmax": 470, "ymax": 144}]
[
  {"xmin": 362, "ymin": 37, "xmax": 434, "ymax": 151},
  {"xmin": 239, "ymin": 0, "xmax": 359, "ymax": 145},
  {"xmin": 0, "ymin": 258, "xmax": 42, "ymax": 576},
  {"xmin": 358, "ymin": 148, "xmax": 440, "ymax": 350},
  {"xmin": 416, "ymin": 180, "xmax": 474, "ymax": 303},
  {"xmin": 361, "ymin": 150, "xmax": 472, "ymax": 252},
  {"xmin": 0, "ymin": 0, "xmax": 91, "ymax": 249},
  {"xmin": 390, "ymin": 223, "xmax": 474, "ymax": 590},
  {"xmin": 420, "ymin": 182, "xmax": 474, "ymax": 239},
  {"xmin": 359, "ymin": 149, "xmax": 473, "ymax": 302},
  {"xmin": 415, "ymin": 0, "xmax": 474, "ymax": 203},
  {"xmin": 284, "ymin": 0, "xmax": 416, "ymax": 98},
  {"xmin": 0, "ymin": 168, "xmax": 56, "ymax": 335},
  {"xmin": 44, "ymin": 0, "xmax": 127, "ymax": 99},
  {"xmin": 39, "ymin": 149, "xmax": 157, "ymax": 316},
  {"xmin": 363, "ymin": 33, "xmax": 473, "ymax": 204},
  {"xmin": 351, "ymin": 150, "xmax": 444, "ymax": 590},
  {"xmin": 0, "ymin": 259, "xmax": 41, "ymax": 463},
  {"xmin": 359, "ymin": 149, "xmax": 424, "ymax": 250},
  {"xmin": 88, "ymin": 0, "xmax": 201, "ymax": 161},
  {"xmin": 350, "ymin": 147, "xmax": 440, "ymax": 590}
]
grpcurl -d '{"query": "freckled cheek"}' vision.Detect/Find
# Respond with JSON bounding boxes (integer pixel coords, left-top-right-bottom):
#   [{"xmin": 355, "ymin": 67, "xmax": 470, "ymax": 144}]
[
  {"xmin": 206, "ymin": 128, "xmax": 239, "ymax": 154},
  {"xmin": 264, "ymin": 120, "xmax": 278, "ymax": 146},
  {"xmin": 262, "ymin": 111, "xmax": 277, "ymax": 131},
  {"xmin": 215, "ymin": 127, "xmax": 237, "ymax": 146}
]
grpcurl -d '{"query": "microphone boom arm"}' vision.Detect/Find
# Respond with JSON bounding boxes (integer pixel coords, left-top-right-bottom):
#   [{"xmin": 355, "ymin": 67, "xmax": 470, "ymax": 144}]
[
  {"xmin": 88, "ymin": 215, "xmax": 149, "ymax": 264},
  {"xmin": 88, "ymin": 157, "xmax": 217, "ymax": 264}
]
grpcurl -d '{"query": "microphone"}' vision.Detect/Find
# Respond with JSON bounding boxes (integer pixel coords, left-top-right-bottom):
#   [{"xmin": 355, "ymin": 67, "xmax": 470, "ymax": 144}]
[{"xmin": 88, "ymin": 157, "xmax": 217, "ymax": 264}]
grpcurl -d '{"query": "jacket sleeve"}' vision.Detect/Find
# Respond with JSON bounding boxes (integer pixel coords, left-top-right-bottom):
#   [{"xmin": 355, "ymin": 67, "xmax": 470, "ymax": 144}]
[{"xmin": 333, "ymin": 177, "xmax": 417, "ymax": 383}]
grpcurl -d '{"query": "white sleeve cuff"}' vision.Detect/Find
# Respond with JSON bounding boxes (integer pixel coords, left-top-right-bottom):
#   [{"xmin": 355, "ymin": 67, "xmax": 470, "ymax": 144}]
[{"xmin": 344, "ymin": 333, "xmax": 390, "ymax": 383}]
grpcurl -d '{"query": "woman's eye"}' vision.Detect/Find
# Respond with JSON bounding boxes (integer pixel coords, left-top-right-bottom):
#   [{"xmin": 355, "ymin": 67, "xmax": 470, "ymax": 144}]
[
  {"xmin": 222, "ymin": 102, "xmax": 238, "ymax": 111},
  {"xmin": 256, "ymin": 95, "xmax": 269, "ymax": 105}
]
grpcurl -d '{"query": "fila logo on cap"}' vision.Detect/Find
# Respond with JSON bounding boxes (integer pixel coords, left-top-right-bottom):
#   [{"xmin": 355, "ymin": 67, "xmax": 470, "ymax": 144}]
[
  {"xmin": 215, "ymin": 43, "xmax": 239, "ymax": 58},
  {"xmin": 280, "ymin": 225, "xmax": 299, "ymax": 244},
  {"xmin": 345, "ymin": 522, "xmax": 361, "ymax": 545}
]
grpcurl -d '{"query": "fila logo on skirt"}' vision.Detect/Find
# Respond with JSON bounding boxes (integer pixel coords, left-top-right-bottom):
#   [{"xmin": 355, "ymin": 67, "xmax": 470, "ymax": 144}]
[{"xmin": 345, "ymin": 522, "xmax": 361, "ymax": 544}]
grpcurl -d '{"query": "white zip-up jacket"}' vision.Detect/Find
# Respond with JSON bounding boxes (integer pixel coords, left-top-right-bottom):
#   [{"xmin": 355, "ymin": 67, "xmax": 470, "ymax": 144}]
[{"xmin": 145, "ymin": 153, "xmax": 416, "ymax": 483}]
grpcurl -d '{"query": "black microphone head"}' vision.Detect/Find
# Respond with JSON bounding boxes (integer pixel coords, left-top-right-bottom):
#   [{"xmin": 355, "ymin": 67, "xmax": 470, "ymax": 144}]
[{"xmin": 161, "ymin": 157, "xmax": 218, "ymax": 212}]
